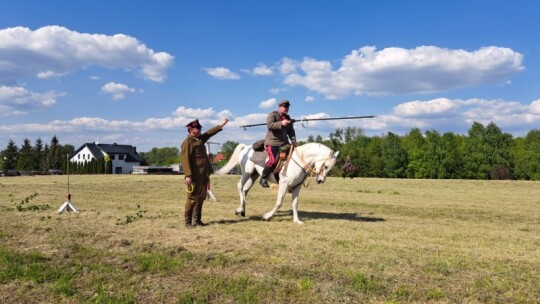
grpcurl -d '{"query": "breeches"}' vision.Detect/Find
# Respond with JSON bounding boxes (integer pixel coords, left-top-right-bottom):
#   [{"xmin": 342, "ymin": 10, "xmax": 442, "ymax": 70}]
[
  {"xmin": 265, "ymin": 145, "xmax": 280, "ymax": 167},
  {"xmin": 185, "ymin": 177, "xmax": 208, "ymax": 207}
]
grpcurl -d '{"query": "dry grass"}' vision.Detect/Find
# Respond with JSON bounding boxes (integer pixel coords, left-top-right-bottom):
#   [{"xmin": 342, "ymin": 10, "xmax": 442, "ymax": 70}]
[{"xmin": 0, "ymin": 175, "xmax": 539, "ymax": 303}]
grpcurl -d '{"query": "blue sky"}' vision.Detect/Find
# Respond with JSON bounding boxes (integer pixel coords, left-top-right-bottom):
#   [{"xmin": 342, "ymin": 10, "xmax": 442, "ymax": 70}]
[{"xmin": 1, "ymin": 0, "xmax": 539, "ymax": 152}]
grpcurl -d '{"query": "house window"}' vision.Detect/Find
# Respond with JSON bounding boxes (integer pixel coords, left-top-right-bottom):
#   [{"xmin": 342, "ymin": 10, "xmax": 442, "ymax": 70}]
[
  {"xmin": 78, "ymin": 154, "xmax": 80, "ymax": 159},
  {"xmin": 119, "ymin": 154, "xmax": 125, "ymax": 160}
]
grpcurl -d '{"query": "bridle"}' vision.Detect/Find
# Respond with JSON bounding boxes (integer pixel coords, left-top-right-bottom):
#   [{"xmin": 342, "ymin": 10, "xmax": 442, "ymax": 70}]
[{"xmin": 288, "ymin": 148, "xmax": 335, "ymax": 187}]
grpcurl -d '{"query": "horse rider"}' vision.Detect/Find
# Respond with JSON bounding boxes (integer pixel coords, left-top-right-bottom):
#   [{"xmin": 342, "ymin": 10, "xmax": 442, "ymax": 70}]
[
  {"xmin": 342, "ymin": 155, "xmax": 353, "ymax": 171},
  {"xmin": 260, "ymin": 99, "xmax": 297, "ymax": 188},
  {"xmin": 180, "ymin": 118, "xmax": 229, "ymax": 228}
]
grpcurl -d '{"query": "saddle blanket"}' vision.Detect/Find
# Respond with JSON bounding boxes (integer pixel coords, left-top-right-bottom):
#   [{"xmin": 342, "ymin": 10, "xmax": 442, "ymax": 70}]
[{"xmin": 250, "ymin": 151, "xmax": 267, "ymax": 167}]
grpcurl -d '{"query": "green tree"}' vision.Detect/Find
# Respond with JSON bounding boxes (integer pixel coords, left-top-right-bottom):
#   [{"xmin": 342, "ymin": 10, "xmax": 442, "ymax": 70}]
[
  {"xmin": 463, "ymin": 122, "xmax": 512, "ymax": 180},
  {"xmin": 484, "ymin": 122, "xmax": 513, "ymax": 179},
  {"xmin": 439, "ymin": 132, "xmax": 465, "ymax": 179},
  {"xmin": 60, "ymin": 144, "xmax": 75, "ymax": 172},
  {"xmin": 402, "ymin": 128, "xmax": 426, "ymax": 178},
  {"xmin": 344, "ymin": 127, "xmax": 364, "ymax": 143},
  {"xmin": 328, "ymin": 128, "xmax": 344, "ymax": 150},
  {"xmin": 16, "ymin": 138, "xmax": 34, "ymax": 171},
  {"xmin": 511, "ymin": 129, "xmax": 540, "ymax": 180},
  {"xmin": 220, "ymin": 141, "xmax": 239, "ymax": 160},
  {"xmin": 381, "ymin": 132, "xmax": 407, "ymax": 178},
  {"xmin": 141, "ymin": 147, "xmax": 180, "ymax": 165},
  {"xmin": 420, "ymin": 130, "xmax": 444, "ymax": 178},
  {"xmin": 463, "ymin": 122, "xmax": 491, "ymax": 179},
  {"xmin": 344, "ymin": 135, "xmax": 373, "ymax": 177},
  {"xmin": 2, "ymin": 139, "xmax": 19, "ymax": 171},
  {"xmin": 33, "ymin": 138, "xmax": 45, "ymax": 171},
  {"xmin": 46, "ymin": 135, "xmax": 62, "ymax": 170},
  {"xmin": 365, "ymin": 136, "xmax": 385, "ymax": 177}
]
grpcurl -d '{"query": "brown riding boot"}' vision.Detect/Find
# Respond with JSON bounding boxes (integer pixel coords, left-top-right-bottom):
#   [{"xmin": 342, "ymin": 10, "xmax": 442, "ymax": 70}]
[
  {"xmin": 184, "ymin": 201, "xmax": 195, "ymax": 228},
  {"xmin": 192, "ymin": 201, "xmax": 207, "ymax": 226}
]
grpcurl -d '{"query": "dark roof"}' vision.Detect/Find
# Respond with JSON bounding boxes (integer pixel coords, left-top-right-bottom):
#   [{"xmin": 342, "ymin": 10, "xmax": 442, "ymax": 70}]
[{"xmin": 70, "ymin": 143, "xmax": 144, "ymax": 163}]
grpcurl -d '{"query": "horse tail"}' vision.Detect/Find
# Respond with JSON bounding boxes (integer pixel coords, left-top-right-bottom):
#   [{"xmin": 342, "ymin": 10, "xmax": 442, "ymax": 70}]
[{"xmin": 215, "ymin": 143, "xmax": 247, "ymax": 175}]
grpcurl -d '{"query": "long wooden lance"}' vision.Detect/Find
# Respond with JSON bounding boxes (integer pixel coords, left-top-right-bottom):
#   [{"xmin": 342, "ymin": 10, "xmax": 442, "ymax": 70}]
[{"xmin": 239, "ymin": 115, "xmax": 377, "ymax": 130}]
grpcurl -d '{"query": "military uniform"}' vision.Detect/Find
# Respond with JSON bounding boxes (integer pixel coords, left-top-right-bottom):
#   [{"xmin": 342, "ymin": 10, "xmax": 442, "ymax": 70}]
[
  {"xmin": 260, "ymin": 100, "xmax": 296, "ymax": 187},
  {"xmin": 180, "ymin": 120, "xmax": 223, "ymax": 227}
]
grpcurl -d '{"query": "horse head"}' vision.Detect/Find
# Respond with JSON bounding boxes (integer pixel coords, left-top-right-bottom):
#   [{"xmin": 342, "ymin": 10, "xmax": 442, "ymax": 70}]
[{"xmin": 315, "ymin": 150, "xmax": 340, "ymax": 184}]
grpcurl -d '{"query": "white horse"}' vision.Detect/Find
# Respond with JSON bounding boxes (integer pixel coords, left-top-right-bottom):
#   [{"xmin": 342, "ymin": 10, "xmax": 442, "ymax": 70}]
[{"xmin": 216, "ymin": 143, "xmax": 339, "ymax": 224}]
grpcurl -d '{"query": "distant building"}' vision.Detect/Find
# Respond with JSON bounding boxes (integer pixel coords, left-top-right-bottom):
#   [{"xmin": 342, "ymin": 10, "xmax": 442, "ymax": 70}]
[
  {"xmin": 213, "ymin": 153, "xmax": 226, "ymax": 163},
  {"xmin": 132, "ymin": 166, "xmax": 174, "ymax": 175},
  {"xmin": 169, "ymin": 164, "xmax": 184, "ymax": 174},
  {"xmin": 70, "ymin": 142, "xmax": 145, "ymax": 174}
]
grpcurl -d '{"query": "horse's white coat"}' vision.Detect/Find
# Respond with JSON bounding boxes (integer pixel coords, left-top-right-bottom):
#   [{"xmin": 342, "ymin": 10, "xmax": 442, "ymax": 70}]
[{"xmin": 216, "ymin": 143, "xmax": 339, "ymax": 224}]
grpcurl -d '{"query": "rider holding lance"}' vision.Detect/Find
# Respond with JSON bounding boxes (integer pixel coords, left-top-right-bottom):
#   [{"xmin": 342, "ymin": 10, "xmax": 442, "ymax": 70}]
[{"xmin": 260, "ymin": 99, "xmax": 297, "ymax": 188}]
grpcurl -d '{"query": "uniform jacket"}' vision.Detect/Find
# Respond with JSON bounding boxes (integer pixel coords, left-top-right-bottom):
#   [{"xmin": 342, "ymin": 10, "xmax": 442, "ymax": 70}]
[
  {"xmin": 180, "ymin": 125, "xmax": 222, "ymax": 179},
  {"xmin": 264, "ymin": 111, "xmax": 296, "ymax": 147}
]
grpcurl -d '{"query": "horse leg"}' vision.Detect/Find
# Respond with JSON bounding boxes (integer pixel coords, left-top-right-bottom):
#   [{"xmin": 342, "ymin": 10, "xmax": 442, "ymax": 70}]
[
  {"xmin": 236, "ymin": 172, "xmax": 258, "ymax": 217},
  {"xmin": 235, "ymin": 179, "xmax": 246, "ymax": 217},
  {"xmin": 262, "ymin": 182, "xmax": 288, "ymax": 221},
  {"xmin": 290, "ymin": 186, "xmax": 303, "ymax": 224}
]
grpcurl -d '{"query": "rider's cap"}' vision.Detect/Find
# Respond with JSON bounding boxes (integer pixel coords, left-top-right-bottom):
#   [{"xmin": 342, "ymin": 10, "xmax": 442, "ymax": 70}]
[
  {"xmin": 185, "ymin": 119, "xmax": 202, "ymax": 129},
  {"xmin": 278, "ymin": 100, "xmax": 290, "ymax": 108}
]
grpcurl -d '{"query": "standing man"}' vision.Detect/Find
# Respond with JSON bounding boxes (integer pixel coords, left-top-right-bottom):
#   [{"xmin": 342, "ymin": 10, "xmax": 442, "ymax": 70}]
[
  {"xmin": 260, "ymin": 99, "xmax": 296, "ymax": 187},
  {"xmin": 181, "ymin": 118, "xmax": 229, "ymax": 227}
]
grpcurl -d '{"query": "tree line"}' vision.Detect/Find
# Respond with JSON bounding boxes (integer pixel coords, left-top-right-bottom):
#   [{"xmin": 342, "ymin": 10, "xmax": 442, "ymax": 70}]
[
  {"xmin": 305, "ymin": 122, "xmax": 540, "ymax": 180},
  {"xmin": 2, "ymin": 121, "xmax": 539, "ymax": 180},
  {"xmin": 0, "ymin": 136, "xmax": 75, "ymax": 173}
]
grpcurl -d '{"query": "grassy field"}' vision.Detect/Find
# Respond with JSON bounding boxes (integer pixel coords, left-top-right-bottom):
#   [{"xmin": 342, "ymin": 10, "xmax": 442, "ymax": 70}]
[{"xmin": 0, "ymin": 174, "xmax": 539, "ymax": 303}]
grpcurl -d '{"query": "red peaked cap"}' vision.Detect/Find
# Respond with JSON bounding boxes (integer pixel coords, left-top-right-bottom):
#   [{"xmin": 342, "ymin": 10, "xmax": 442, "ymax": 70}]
[{"xmin": 185, "ymin": 119, "xmax": 202, "ymax": 129}]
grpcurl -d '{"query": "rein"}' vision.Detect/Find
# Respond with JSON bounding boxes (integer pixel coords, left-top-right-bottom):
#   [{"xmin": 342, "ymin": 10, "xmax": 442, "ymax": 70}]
[{"xmin": 288, "ymin": 148, "xmax": 333, "ymax": 187}]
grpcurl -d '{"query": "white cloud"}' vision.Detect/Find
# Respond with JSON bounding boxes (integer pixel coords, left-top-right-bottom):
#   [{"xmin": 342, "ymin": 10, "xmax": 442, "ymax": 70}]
[
  {"xmin": 384, "ymin": 97, "xmax": 539, "ymax": 133},
  {"xmin": 100, "ymin": 82, "xmax": 136, "ymax": 100},
  {"xmin": 251, "ymin": 64, "xmax": 274, "ymax": 76},
  {"xmin": 0, "ymin": 85, "xmax": 64, "ymax": 115},
  {"xmin": 279, "ymin": 57, "xmax": 297, "ymax": 74},
  {"xmin": 530, "ymin": 99, "xmax": 540, "ymax": 115},
  {"xmin": 37, "ymin": 70, "xmax": 67, "ymax": 79},
  {"xmin": 0, "ymin": 26, "xmax": 174, "ymax": 83},
  {"xmin": 204, "ymin": 67, "xmax": 240, "ymax": 80},
  {"xmin": 283, "ymin": 46, "xmax": 524, "ymax": 98},
  {"xmin": 392, "ymin": 98, "xmax": 458, "ymax": 118},
  {"xmin": 305, "ymin": 96, "xmax": 315, "ymax": 103},
  {"xmin": 2, "ymin": 100, "xmax": 540, "ymax": 151},
  {"xmin": 270, "ymin": 87, "xmax": 287, "ymax": 94},
  {"xmin": 259, "ymin": 98, "xmax": 276, "ymax": 109},
  {"xmin": 172, "ymin": 106, "xmax": 216, "ymax": 118}
]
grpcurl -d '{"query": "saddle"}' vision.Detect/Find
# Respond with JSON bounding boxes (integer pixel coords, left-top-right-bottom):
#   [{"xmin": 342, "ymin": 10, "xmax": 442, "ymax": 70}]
[{"xmin": 250, "ymin": 140, "xmax": 291, "ymax": 174}]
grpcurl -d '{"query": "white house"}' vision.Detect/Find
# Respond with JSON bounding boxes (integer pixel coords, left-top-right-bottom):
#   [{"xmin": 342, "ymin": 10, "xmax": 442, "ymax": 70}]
[{"xmin": 70, "ymin": 142, "xmax": 145, "ymax": 174}]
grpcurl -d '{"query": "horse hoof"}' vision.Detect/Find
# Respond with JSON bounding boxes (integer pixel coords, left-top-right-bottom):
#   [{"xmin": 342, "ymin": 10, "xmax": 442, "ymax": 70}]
[{"xmin": 240, "ymin": 211, "xmax": 245, "ymax": 217}]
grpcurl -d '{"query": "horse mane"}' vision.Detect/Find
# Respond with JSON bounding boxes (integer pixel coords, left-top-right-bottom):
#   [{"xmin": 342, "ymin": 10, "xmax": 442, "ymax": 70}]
[{"xmin": 296, "ymin": 142, "xmax": 332, "ymax": 156}]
